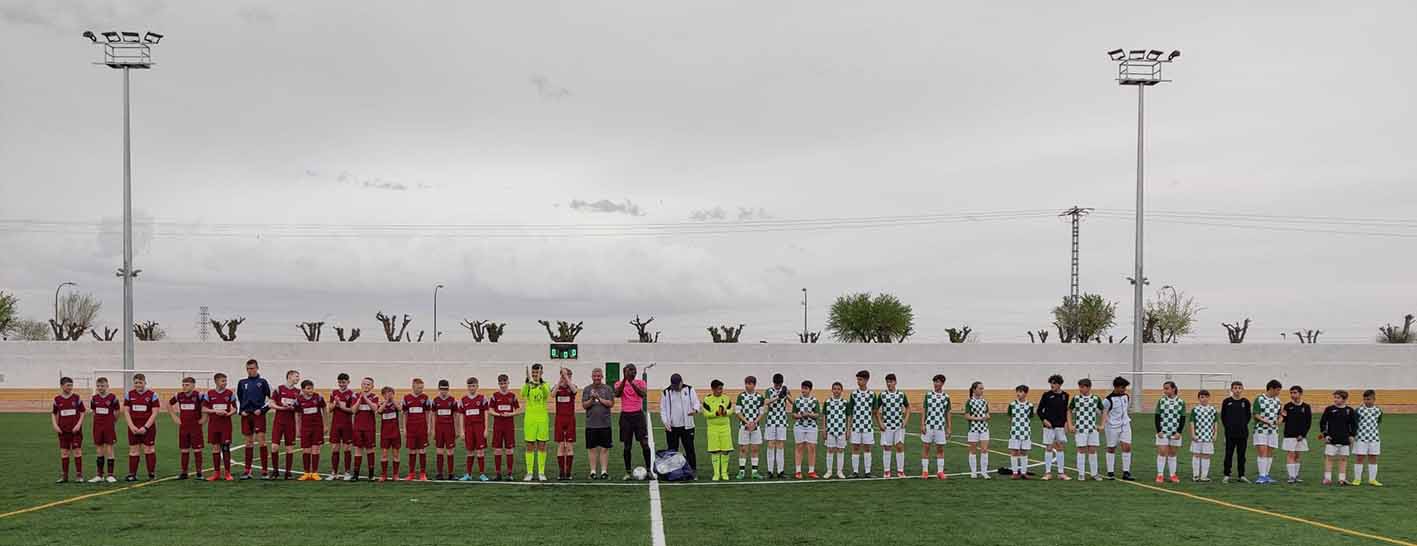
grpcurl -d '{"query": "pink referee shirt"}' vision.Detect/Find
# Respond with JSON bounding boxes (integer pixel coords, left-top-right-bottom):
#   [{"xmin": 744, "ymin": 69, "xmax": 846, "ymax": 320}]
[{"xmin": 616, "ymin": 379, "xmax": 647, "ymax": 413}]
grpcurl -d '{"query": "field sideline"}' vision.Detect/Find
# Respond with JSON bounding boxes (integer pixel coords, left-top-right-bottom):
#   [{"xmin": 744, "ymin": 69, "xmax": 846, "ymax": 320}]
[{"xmin": 0, "ymin": 413, "xmax": 1412, "ymax": 545}]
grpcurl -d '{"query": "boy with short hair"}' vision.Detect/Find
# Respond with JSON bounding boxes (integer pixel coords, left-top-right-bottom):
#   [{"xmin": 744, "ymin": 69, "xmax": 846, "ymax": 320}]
[
  {"xmin": 329, "ymin": 373, "xmax": 357, "ymax": 480},
  {"xmin": 846, "ymin": 370, "xmax": 879, "ymax": 478},
  {"xmin": 791, "ymin": 380, "xmax": 820, "ymax": 479},
  {"xmin": 267, "ymin": 370, "xmax": 302, "ymax": 480},
  {"xmin": 1101, "ymin": 376, "xmax": 1134, "ymax": 481},
  {"xmin": 1189, "ymin": 389, "xmax": 1218, "ymax": 482},
  {"xmin": 295, "ymin": 379, "xmax": 326, "ymax": 480},
  {"xmin": 1220, "ymin": 381, "xmax": 1252, "ymax": 483},
  {"xmin": 1007, "ymin": 385, "xmax": 1034, "ymax": 480},
  {"xmin": 762, "ymin": 373, "xmax": 793, "ymax": 479},
  {"xmin": 702, "ymin": 379, "xmax": 735, "ymax": 481},
  {"xmin": 52, "ymin": 377, "xmax": 85, "ymax": 483},
  {"xmin": 89, "ymin": 377, "xmax": 120, "ymax": 482},
  {"xmin": 1037, "ymin": 374, "xmax": 1070, "ymax": 481},
  {"xmin": 236, "ymin": 359, "xmax": 271, "ymax": 481},
  {"xmin": 170, "ymin": 376, "xmax": 206, "ymax": 480},
  {"xmin": 876, "ymin": 373, "xmax": 910, "ymax": 478},
  {"xmin": 490, "ymin": 374, "xmax": 520, "ymax": 481},
  {"xmin": 350, "ymin": 377, "xmax": 379, "ymax": 481},
  {"xmin": 1281, "ymin": 385, "xmax": 1312, "ymax": 484},
  {"xmin": 553, "ymin": 368, "xmax": 579, "ymax": 480},
  {"xmin": 202, "ymin": 372, "xmax": 237, "ymax": 481},
  {"xmin": 522, "ymin": 364, "xmax": 552, "ymax": 482},
  {"xmin": 432, "ymin": 379, "xmax": 460, "ymax": 480},
  {"xmin": 964, "ymin": 381, "xmax": 990, "ymax": 479},
  {"xmin": 123, "ymin": 373, "xmax": 161, "ymax": 481},
  {"xmin": 1252, "ymin": 379, "xmax": 1284, "ymax": 485},
  {"xmin": 920, "ymin": 374, "xmax": 952, "ymax": 480},
  {"xmin": 1352, "ymin": 389, "xmax": 1383, "ymax": 486},
  {"xmin": 377, "ymin": 386, "xmax": 402, "ymax": 481},
  {"xmin": 823, "ymin": 382, "xmax": 849, "ymax": 479},
  {"xmin": 403, "ymin": 378, "xmax": 432, "ymax": 481},
  {"xmin": 1153, "ymin": 380, "xmax": 1185, "ymax": 484},
  {"xmin": 1318, "ymin": 390, "xmax": 1357, "ymax": 485},
  {"xmin": 734, "ymin": 376, "xmax": 765, "ymax": 479},
  {"xmin": 459, "ymin": 377, "xmax": 490, "ymax": 481},
  {"xmin": 1068, "ymin": 378, "xmax": 1104, "ymax": 481}
]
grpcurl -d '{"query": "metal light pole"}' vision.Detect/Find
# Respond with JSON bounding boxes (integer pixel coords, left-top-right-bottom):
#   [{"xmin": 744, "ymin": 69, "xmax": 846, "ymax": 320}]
[
  {"xmin": 433, "ymin": 284, "xmax": 445, "ymax": 342},
  {"xmin": 54, "ymin": 282, "xmax": 77, "ymax": 325},
  {"xmin": 86, "ymin": 30, "xmax": 162, "ymax": 372},
  {"xmin": 801, "ymin": 288, "xmax": 808, "ymax": 342},
  {"xmin": 1108, "ymin": 48, "xmax": 1178, "ymax": 412}
]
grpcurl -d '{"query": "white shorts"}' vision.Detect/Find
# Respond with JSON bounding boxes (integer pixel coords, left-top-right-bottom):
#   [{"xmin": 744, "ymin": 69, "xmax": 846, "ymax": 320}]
[
  {"xmin": 1191, "ymin": 441, "xmax": 1214, "ymax": 455},
  {"xmin": 1324, "ymin": 444, "xmax": 1351, "ymax": 457},
  {"xmin": 1008, "ymin": 438, "xmax": 1032, "ymax": 451},
  {"xmin": 879, "ymin": 428, "xmax": 905, "ymax": 446},
  {"xmin": 737, "ymin": 428, "xmax": 763, "ymax": 445},
  {"xmin": 967, "ymin": 430, "xmax": 990, "ymax": 443},
  {"xmin": 1154, "ymin": 434, "xmax": 1182, "ymax": 447},
  {"xmin": 1282, "ymin": 437, "xmax": 1309, "ymax": 452},
  {"xmin": 1253, "ymin": 431, "xmax": 1279, "ymax": 448},
  {"xmin": 1106, "ymin": 425, "xmax": 1132, "ymax": 448},
  {"xmin": 1354, "ymin": 440, "xmax": 1381, "ymax": 456},
  {"xmin": 1042, "ymin": 428, "xmax": 1068, "ymax": 445},
  {"xmin": 1075, "ymin": 430, "xmax": 1100, "ymax": 447},
  {"xmin": 793, "ymin": 426, "xmax": 818, "ymax": 444},
  {"xmin": 762, "ymin": 425, "xmax": 788, "ymax": 442},
  {"xmin": 824, "ymin": 433, "xmax": 846, "ymax": 449},
  {"xmin": 921, "ymin": 429, "xmax": 949, "ymax": 445},
  {"xmin": 849, "ymin": 431, "xmax": 875, "ymax": 445}
]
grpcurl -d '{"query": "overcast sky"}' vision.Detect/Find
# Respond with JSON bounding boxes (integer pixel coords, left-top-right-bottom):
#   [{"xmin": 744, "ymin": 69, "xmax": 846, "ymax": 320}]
[{"xmin": 1, "ymin": 0, "xmax": 1414, "ymax": 343}]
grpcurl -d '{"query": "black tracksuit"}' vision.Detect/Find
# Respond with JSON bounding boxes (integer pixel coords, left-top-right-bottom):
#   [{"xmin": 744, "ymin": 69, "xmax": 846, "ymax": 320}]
[
  {"xmin": 1037, "ymin": 390, "xmax": 1070, "ymax": 429},
  {"xmin": 1319, "ymin": 405, "xmax": 1358, "ymax": 446},
  {"xmin": 1283, "ymin": 402, "xmax": 1312, "ymax": 439},
  {"xmin": 1221, "ymin": 396, "xmax": 1252, "ymax": 477}
]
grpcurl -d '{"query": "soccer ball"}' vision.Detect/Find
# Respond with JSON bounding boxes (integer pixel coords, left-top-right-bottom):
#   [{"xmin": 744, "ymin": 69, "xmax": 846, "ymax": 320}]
[{"xmin": 632, "ymin": 466, "xmax": 648, "ymax": 480}]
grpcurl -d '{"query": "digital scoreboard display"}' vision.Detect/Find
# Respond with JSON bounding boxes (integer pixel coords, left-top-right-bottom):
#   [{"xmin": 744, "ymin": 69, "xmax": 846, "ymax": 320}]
[{"xmin": 549, "ymin": 343, "xmax": 578, "ymax": 360}]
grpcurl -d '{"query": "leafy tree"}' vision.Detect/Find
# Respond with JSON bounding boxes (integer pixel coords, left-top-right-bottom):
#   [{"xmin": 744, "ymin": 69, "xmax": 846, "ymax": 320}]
[
  {"xmin": 11, "ymin": 319, "xmax": 51, "ymax": 341},
  {"xmin": 826, "ymin": 292, "xmax": 915, "ymax": 343},
  {"xmin": 0, "ymin": 291, "xmax": 16, "ymax": 338},
  {"xmin": 1144, "ymin": 287, "xmax": 1202, "ymax": 343},
  {"xmin": 1052, "ymin": 294, "xmax": 1117, "ymax": 343}
]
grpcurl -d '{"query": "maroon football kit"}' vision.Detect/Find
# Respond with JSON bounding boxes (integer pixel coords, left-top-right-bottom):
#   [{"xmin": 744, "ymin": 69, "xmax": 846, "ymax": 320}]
[
  {"xmin": 53, "ymin": 393, "xmax": 85, "ymax": 449},
  {"xmin": 90, "ymin": 392, "xmax": 120, "ymax": 446}
]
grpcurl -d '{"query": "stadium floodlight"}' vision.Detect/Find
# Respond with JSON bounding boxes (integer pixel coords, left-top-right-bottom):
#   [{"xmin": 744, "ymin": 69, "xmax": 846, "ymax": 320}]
[
  {"xmin": 1146, "ymin": 49, "xmax": 1163, "ymax": 60},
  {"xmin": 1168, "ymin": 50, "xmax": 1181, "ymax": 61},
  {"xmin": 121, "ymin": 31, "xmax": 140, "ymax": 43},
  {"xmin": 143, "ymin": 31, "xmax": 163, "ymax": 44},
  {"xmin": 102, "ymin": 31, "xmax": 120, "ymax": 42},
  {"xmin": 1128, "ymin": 49, "xmax": 1146, "ymax": 60},
  {"xmin": 1107, "ymin": 48, "xmax": 1126, "ymax": 61},
  {"xmin": 83, "ymin": 31, "xmax": 98, "ymax": 43}
]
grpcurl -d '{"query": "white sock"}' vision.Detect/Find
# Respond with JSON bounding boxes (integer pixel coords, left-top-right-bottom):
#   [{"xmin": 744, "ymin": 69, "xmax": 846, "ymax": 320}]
[
  {"xmin": 1324, "ymin": 470, "xmax": 1331, "ymax": 481},
  {"xmin": 1157, "ymin": 455, "xmax": 1166, "ymax": 475},
  {"xmin": 794, "ymin": 459, "xmax": 801, "ymax": 473},
  {"xmin": 777, "ymin": 449, "xmax": 785, "ymax": 472},
  {"xmin": 968, "ymin": 454, "xmax": 978, "ymax": 475},
  {"xmin": 1044, "ymin": 450, "xmax": 1053, "ymax": 473},
  {"xmin": 1191, "ymin": 457, "xmax": 1199, "ymax": 477},
  {"xmin": 935, "ymin": 457, "xmax": 944, "ymax": 473},
  {"xmin": 881, "ymin": 451, "xmax": 891, "ymax": 472},
  {"xmin": 751, "ymin": 456, "xmax": 759, "ymax": 470},
  {"xmin": 921, "ymin": 458, "xmax": 929, "ymax": 473},
  {"xmin": 1286, "ymin": 463, "xmax": 1296, "ymax": 478},
  {"xmin": 1106, "ymin": 452, "xmax": 1116, "ymax": 473},
  {"xmin": 1354, "ymin": 463, "xmax": 1364, "ymax": 479},
  {"xmin": 1168, "ymin": 456, "xmax": 1178, "ymax": 476},
  {"xmin": 1077, "ymin": 451, "xmax": 1086, "ymax": 475},
  {"xmin": 851, "ymin": 453, "xmax": 860, "ymax": 473},
  {"xmin": 824, "ymin": 452, "xmax": 833, "ymax": 473},
  {"xmin": 1056, "ymin": 450, "xmax": 1065, "ymax": 473},
  {"xmin": 863, "ymin": 452, "xmax": 872, "ymax": 474},
  {"xmin": 836, "ymin": 452, "xmax": 845, "ymax": 474},
  {"xmin": 1369, "ymin": 464, "xmax": 1378, "ymax": 481},
  {"xmin": 981, "ymin": 452, "xmax": 989, "ymax": 473},
  {"xmin": 1122, "ymin": 452, "xmax": 1132, "ymax": 472},
  {"xmin": 895, "ymin": 452, "xmax": 904, "ymax": 473},
  {"xmin": 1090, "ymin": 453, "xmax": 1099, "ymax": 476}
]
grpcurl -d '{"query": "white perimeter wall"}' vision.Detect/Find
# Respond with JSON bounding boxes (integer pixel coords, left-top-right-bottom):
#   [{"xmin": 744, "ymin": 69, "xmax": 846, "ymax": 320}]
[{"xmin": 1, "ymin": 342, "xmax": 1414, "ymax": 393}]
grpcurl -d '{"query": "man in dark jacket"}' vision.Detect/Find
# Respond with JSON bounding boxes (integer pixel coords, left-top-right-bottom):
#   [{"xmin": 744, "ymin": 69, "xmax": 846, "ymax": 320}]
[{"xmin": 1220, "ymin": 381, "xmax": 1251, "ymax": 483}]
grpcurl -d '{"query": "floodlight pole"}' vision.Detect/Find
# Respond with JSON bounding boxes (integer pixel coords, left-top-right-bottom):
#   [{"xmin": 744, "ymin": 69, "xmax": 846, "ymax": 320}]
[
  {"xmin": 1131, "ymin": 83, "xmax": 1144, "ymax": 413},
  {"xmin": 433, "ymin": 284, "xmax": 444, "ymax": 342},
  {"xmin": 122, "ymin": 66, "xmax": 135, "ymax": 372}
]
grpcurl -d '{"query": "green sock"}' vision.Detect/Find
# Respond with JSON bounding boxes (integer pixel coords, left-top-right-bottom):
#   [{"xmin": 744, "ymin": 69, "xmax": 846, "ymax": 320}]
[
  {"xmin": 525, "ymin": 451, "xmax": 535, "ymax": 474},
  {"xmin": 537, "ymin": 451, "xmax": 546, "ymax": 474}
]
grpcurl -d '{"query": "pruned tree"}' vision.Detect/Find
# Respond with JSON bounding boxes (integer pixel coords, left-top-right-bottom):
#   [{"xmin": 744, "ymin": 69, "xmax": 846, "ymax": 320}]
[
  {"xmin": 334, "ymin": 326, "xmax": 361, "ymax": 342},
  {"xmin": 0, "ymin": 291, "xmax": 17, "ymax": 338},
  {"xmin": 1144, "ymin": 288, "xmax": 1202, "ymax": 343},
  {"xmin": 48, "ymin": 319, "xmax": 87, "ymax": 341},
  {"xmin": 1052, "ymin": 294, "xmax": 1117, "ymax": 343},
  {"xmin": 298, "ymin": 321, "xmax": 324, "ymax": 342},
  {"xmin": 461, "ymin": 319, "xmax": 488, "ymax": 342},
  {"xmin": 1028, "ymin": 329, "xmax": 1050, "ymax": 343},
  {"xmin": 826, "ymin": 292, "xmax": 915, "ymax": 343},
  {"xmin": 89, "ymin": 326, "xmax": 119, "ymax": 341},
  {"xmin": 1377, "ymin": 314, "xmax": 1416, "ymax": 344},
  {"xmin": 1292, "ymin": 329, "xmax": 1322, "ymax": 344},
  {"xmin": 629, "ymin": 315, "xmax": 659, "ymax": 343},
  {"xmin": 798, "ymin": 331, "xmax": 820, "ymax": 343},
  {"xmin": 485, "ymin": 322, "xmax": 506, "ymax": 342},
  {"xmin": 539, "ymin": 320, "xmax": 584, "ymax": 342},
  {"xmin": 375, "ymin": 312, "xmax": 412, "ymax": 342},
  {"xmin": 944, "ymin": 326, "xmax": 973, "ymax": 343},
  {"xmin": 708, "ymin": 324, "xmax": 746, "ymax": 343},
  {"xmin": 416, "ymin": 330, "xmax": 425, "ymax": 343},
  {"xmin": 133, "ymin": 321, "xmax": 166, "ymax": 341},
  {"xmin": 1222, "ymin": 319, "xmax": 1252, "ymax": 344},
  {"xmin": 210, "ymin": 317, "xmax": 245, "ymax": 342}
]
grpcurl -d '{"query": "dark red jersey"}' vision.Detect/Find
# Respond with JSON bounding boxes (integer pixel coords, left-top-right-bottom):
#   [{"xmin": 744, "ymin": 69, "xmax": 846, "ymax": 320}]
[
  {"xmin": 91, "ymin": 392, "xmax": 120, "ymax": 428},
  {"xmin": 274, "ymin": 384, "xmax": 301, "ymax": 422},
  {"xmin": 297, "ymin": 393, "xmax": 326, "ymax": 428},
  {"xmin": 352, "ymin": 392, "xmax": 380, "ymax": 430},
  {"xmin": 403, "ymin": 392, "xmax": 431, "ymax": 428},
  {"xmin": 170, "ymin": 390, "xmax": 204, "ymax": 427},
  {"xmin": 491, "ymin": 391, "xmax": 519, "ymax": 424},
  {"xmin": 378, "ymin": 399, "xmax": 401, "ymax": 437},
  {"xmin": 330, "ymin": 388, "xmax": 356, "ymax": 427},
  {"xmin": 460, "ymin": 394, "xmax": 488, "ymax": 427},
  {"xmin": 125, "ymin": 389, "xmax": 160, "ymax": 427},
  {"xmin": 52, "ymin": 393, "xmax": 85, "ymax": 430},
  {"xmin": 554, "ymin": 384, "xmax": 578, "ymax": 418},
  {"xmin": 432, "ymin": 395, "xmax": 458, "ymax": 427},
  {"xmin": 203, "ymin": 388, "xmax": 236, "ymax": 431}
]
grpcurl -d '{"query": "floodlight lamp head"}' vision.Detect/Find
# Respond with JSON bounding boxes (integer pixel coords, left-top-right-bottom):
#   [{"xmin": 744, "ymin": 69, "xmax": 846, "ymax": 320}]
[
  {"xmin": 1107, "ymin": 48, "xmax": 1125, "ymax": 60},
  {"xmin": 83, "ymin": 31, "xmax": 98, "ymax": 43},
  {"xmin": 1146, "ymin": 50, "xmax": 1163, "ymax": 60},
  {"xmin": 1168, "ymin": 50, "xmax": 1181, "ymax": 61},
  {"xmin": 102, "ymin": 31, "xmax": 120, "ymax": 42},
  {"xmin": 120, "ymin": 31, "xmax": 140, "ymax": 43},
  {"xmin": 1128, "ymin": 50, "xmax": 1146, "ymax": 60},
  {"xmin": 143, "ymin": 31, "xmax": 163, "ymax": 44}
]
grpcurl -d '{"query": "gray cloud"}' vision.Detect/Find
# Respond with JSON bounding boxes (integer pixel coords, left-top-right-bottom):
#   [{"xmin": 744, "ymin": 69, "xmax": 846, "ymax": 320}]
[
  {"xmin": 236, "ymin": 5, "xmax": 275, "ymax": 25},
  {"xmin": 301, "ymin": 169, "xmax": 417, "ymax": 192},
  {"xmin": 529, "ymin": 74, "xmax": 570, "ymax": 100},
  {"xmin": 569, "ymin": 199, "xmax": 644, "ymax": 216},
  {"xmin": 0, "ymin": 0, "xmax": 166, "ymax": 31},
  {"xmin": 689, "ymin": 206, "xmax": 773, "ymax": 221}
]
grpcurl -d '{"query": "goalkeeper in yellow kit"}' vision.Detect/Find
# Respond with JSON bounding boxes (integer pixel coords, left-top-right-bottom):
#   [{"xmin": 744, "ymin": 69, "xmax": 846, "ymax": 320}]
[
  {"xmin": 702, "ymin": 379, "xmax": 735, "ymax": 481},
  {"xmin": 522, "ymin": 364, "xmax": 551, "ymax": 481}
]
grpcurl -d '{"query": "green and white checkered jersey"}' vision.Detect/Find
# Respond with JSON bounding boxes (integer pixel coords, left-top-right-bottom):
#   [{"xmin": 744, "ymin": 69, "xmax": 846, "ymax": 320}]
[
  {"xmin": 735, "ymin": 391, "xmax": 764, "ymax": 423},
  {"xmin": 1254, "ymin": 395, "xmax": 1282, "ymax": 434},
  {"xmin": 1191, "ymin": 405, "xmax": 1217, "ymax": 442},
  {"xmin": 823, "ymin": 397, "xmax": 849, "ymax": 435},
  {"xmin": 878, "ymin": 390, "xmax": 908, "ymax": 430},
  {"xmin": 1356, "ymin": 405, "xmax": 1383, "ymax": 442},
  {"xmin": 1156, "ymin": 396, "xmax": 1186, "ymax": 435},
  {"xmin": 793, "ymin": 396, "xmax": 820, "ymax": 428},
  {"xmin": 923, "ymin": 391, "xmax": 951, "ymax": 430},
  {"xmin": 847, "ymin": 389, "xmax": 879, "ymax": 433},
  {"xmin": 966, "ymin": 397, "xmax": 990, "ymax": 433},
  {"xmin": 1069, "ymin": 394, "xmax": 1103, "ymax": 430},
  {"xmin": 1008, "ymin": 400, "xmax": 1034, "ymax": 441},
  {"xmin": 763, "ymin": 388, "xmax": 791, "ymax": 427}
]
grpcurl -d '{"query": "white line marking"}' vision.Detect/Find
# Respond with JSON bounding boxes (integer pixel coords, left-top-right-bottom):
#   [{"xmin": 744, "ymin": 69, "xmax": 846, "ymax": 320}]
[{"xmin": 643, "ymin": 371, "xmax": 667, "ymax": 546}]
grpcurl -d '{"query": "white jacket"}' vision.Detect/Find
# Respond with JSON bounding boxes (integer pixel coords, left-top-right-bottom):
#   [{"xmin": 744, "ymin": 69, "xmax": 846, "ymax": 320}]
[{"xmin": 660, "ymin": 385, "xmax": 699, "ymax": 429}]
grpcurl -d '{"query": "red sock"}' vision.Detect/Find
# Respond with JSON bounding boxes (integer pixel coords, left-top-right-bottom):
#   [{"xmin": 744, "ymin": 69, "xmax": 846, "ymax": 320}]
[
  {"xmin": 419, "ymin": 453, "xmax": 427, "ymax": 472},
  {"xmin": 181, "ymin": 452, "xmax": 190, "ymax": 474},
  {"xmin": 393, "ymin": 460, "xmax": 400, "ymax": 477},
  {"xmin": 352, "ymin": 452, "xmax": 363, "ymax": 473},
  {"xmin": 259, "ymin": 445, "xmax": 269, "ymax": 472},
  {"xmin": 495, "ymin": 453, "xmax": 503, "ymax": 473},
  {"xmin": 344, "ymin": 451, "xmax": 352, "ymax": 472},
  {"xmin": 144, "ymin": 452, "xmax": 156, "ymax": 475},
  {"xmin": 244, "ymin": 445, "xmax": 253, "ymax": 471},
  {"xmin": 224, "ymin": 449, "xmax": 232, "ymax": 473},
  {"xmin": 285, "ymin": 452, "xmax": 293, "ymax": 473},
  {"xmin": 466, "ymin": 456, "xmax": 474, "ymax": 475},
  {"xmin": 446, "ymin": 454, "xmax": 455, "ymax": 476},
  {"xmin": 366, "ymin": 453, "xmax": 374, "ymax": 475},
  {"xmin": 128, "ymin": 455, "xmax": 139, "ymax": 475},
  {"xmin": 302, "ymin": 453, "xmax": 310, "ymax": 472},
  {"xmin": 566, "ymin": 454, "xmax": 574, "ymax": 475},
  {"xmin": 61, "ymin": 457, "xmax": 70, "ymax": 479},
  {"xmin": 194, "ymin": 451, "xmax": 204, "ymax": 476},
  {"xmin": 313, "ymin": 453, "xmax": 321, "ymax": 474},
  {"xmin": 74, "ymin": 456, "xmax": 83, "ymax": 479},
  {"xmin": 478, "ymin": 454, "xmax": 485, "ymax": 473},
  {"xmin": 558, "ymin": 455, "xmax": 567, "ymax": 475},
  {"xmin": 505, "ymin": 453, "xmax": 514, "ymax": 473},
  {"xmin": 330, "ymin": 450, "xmax": 340, "ymax": 474},
  {"xmin": 381, "ymin": 459, "xmax": 389, "ymax": 476},
  {"xmin": 407, "ymin": 454, "xmax": 416, "ymax": 474}
]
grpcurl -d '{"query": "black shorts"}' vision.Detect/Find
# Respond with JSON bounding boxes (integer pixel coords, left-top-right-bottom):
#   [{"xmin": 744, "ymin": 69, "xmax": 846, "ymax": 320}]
[
  {"xmin": 619, "ymin": 412, "xmax": 647, "ymax": 444},
  {"xmin": 585, "ymin": 427, "xmax": 613, "ymax": 449}
]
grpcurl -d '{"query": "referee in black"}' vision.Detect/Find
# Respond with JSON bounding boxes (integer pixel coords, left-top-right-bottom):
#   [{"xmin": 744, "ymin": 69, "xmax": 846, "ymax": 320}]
[{"xmin": 1221, "ymin": 380, "xmax": 1252, "ymax": 483}]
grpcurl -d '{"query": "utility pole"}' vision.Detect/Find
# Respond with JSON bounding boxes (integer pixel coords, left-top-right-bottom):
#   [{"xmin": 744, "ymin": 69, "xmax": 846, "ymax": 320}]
[
  {"xmin": 800, "ymin": 288, "xmax": 808, "ymax": 342},
  {"xmin": 1058, "ymin": 206, "xmax": 1092, "ymax": 305}
]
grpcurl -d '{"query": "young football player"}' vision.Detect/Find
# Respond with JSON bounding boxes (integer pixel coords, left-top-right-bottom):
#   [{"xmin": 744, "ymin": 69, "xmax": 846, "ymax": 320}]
[
  {"xmin": 350, "ymin": 377, "xmax": 379, "ymax": 481},
  {"xmin": 1353, "ymin": 389, "xmax": 1383, "ymax": 486},
  {"xmin": 703, "ymin": 379, "xmax": 734, "ymax": 481},
  {"xmin": 1318, "ymin": 390, "xmax": 1357, "ymax": 485},
  {"xmin": 89, "ymin": 376, "xmax": 120, "ymax": 482},
  {"xmin": 876, "ymin": 373, "xmax": 909, "ymax": 479},
  {"xmin": 1220, "ymin": 381, "xmax": 1252, "ymax": 483},
  {"xmin": 1101, "ymin": 376, "xmax": 1134, "ymax": 481},
  {"xmin": 377, "ymin": 386, "xmax": 402, "ymax": 481},
  {"xmin": 328, "ymin": 373, "xmax": 357, "ymax": 480},
  {"xmin": 1251, "ymin": 379, "xmax": 1284, "ymax": 485},
  {"xmin": 203, "ymin": 372, "xmax": 238, "ymax": 481},
  {"xmin": 522, "ymin": 364, "xmax": 552, "ymax": 481},
  {"xmin": 761, "ymin": 373, "xmax": 792, "ymax": 479},
  {"xmin": 432, "ymin": 379, "xmax": 460, "ymax": 480},
  {"xmin": 822, "ymin": 381, "xmax": 849, "ymax": 479},
  {"xmin": 403, "ymin": 378, "xmax": 432, "ymax": 481},
  {"xmin": 490, "ymin": 374, "xmax": 521, "ymax": 480},
  {"xmin": 734, "ymin": 375, "xmax": 765, "ymax": 479},
  {"xmin": 964, "ymin": 381, "xmax": 990, "ymax": 479},
  {"xmin": 236, "ymin": 359, "xmax": 271, "ymax": 481},
  {"xmin": 791, "ymin": 380, "xmax": 820, "ymax": 479},
  {"xmin": 1069, "ymin": 378, "xmax": 1104, "ymax": 480},
  {"xmin": 1153, "ymin": 380, "xmax": 1186, "ymax": 483},
  {"xmin": 1189, "ymin": 389, "xmax": 1218, "ymax": 482},
  {"xmin": 1037, "ymin": 374, "xmax": 1070, "ymax": 481},
  {"xmin": 846, "ymin": 370, "xmax": 879, "ymax": 478},
  {"xmin": 1007, "ymin": 385, "xmax": 1034, "ymax": 480},
  {"xmin": 295, "ymin": 379, "xmax": 326, "ymax": 480},
  {"xmin": 460, "ymin": 377, "xmax": 490, "ymax": 481},
  {"xmin": 920, "ymin": 374, "xmax": 952, "ymax": 480},
  {"xmin": 52, "ymin": 376, "xmax": 85, "ymax": 483},
  {"xmin": 1281, "ymin": 385, "xmax": 1312, "ymax": 484},
  {"xmin": 170, "ymin": 376, "xmax": 206, "ymax": 480},
  {"xmin": 123, "ymin": 373, "xmax": 161, "ymax": 481},
  {"xmin": 267, "ymin": 370, "xmax": 302, "ymax": 480},
  {"xmin": 553, "ymin": 368, "xmax": 579, "ymax": 480}
]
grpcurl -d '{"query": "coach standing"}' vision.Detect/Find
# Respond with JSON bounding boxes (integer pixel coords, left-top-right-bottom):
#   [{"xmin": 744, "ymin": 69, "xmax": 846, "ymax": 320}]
[
  {"xmin": 616, "ymin": 364, "xmax": 652, "ymax": 480},
  {"xmin": 660, "ymin": 373, "xmax": 699, "ymax": 475},
  {"xmin": 582, "ymin": 368, "xmax": 615, "ymax": 480},
  {"xmin": 236, "ymin": 359, "xmax": 271, "ymax": 480},
  {"xmin": 1221, "ymin": 381, "xmax": 1252, "ymax": 483}
]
